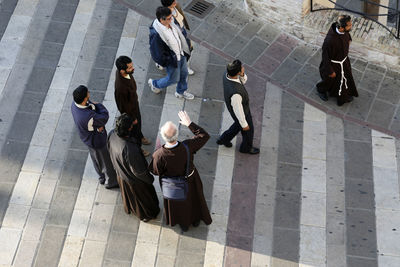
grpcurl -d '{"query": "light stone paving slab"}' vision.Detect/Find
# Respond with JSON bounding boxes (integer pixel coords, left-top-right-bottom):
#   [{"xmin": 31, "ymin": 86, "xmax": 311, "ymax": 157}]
[
  {"xmin": 131, "ymin": 241, "xmax": 159, "ymax": 267},
  {"xmin": 86, "ymin": 203, "xmax": 115, "ymax": 242},
  {"xmin": 20, "ymin": 145, "xmax": 48, "ymax": 173},
  {"xmin": 13, "ymin": 239, "xmax": 39, "ymax": 267},
  {"xmin": 32, "ymin": 179, "xmax": 57, "ymax": 210},
  {"xmin": 78, "ymin": 240, "xmax": 107, "ymax": 267},
  {"xmin": 2, "ymin": 204, "xmax": 30, "ymax": 229},
  {"xmin": 372, "ymin": 130, "xmax": 400, "ymax": 266},
  {"xmin": 49, "ymin": 67, "xmax": 75, "ymax": 90},
  {"xmin": 58, "ymin": 236, "xmax": 85, "ymax": 267},
  {"xmin": 0, "ymin": 228, "xmax": 22, "ymax": 265},
  {"xmin": 204, "ymin": 106, "xmax": 235, "ymax": 267},
  {"xmin": 22, "ymin": 208, "xmax": 47, "ymax": 241},
  {"xmin": 9, "ymin": 172, "xmax": 41, "ymax": 206},
  {"xmin": 251, "ymin": 82, "xmax": 282, "ymax": 267},
  {"xmin": 30, "ymin": 112, "xmax": 59, "ymax": 146},
  {"xmin": 300, "ymin": 103, "xmax": 327, "ymax": 267},
  {"xmin": 299, "ymin": 225, "xmax": 326, "ymax": 266},
  {"xmin": 67, "ymin": 209, "xmax": 92, "ymax": 237}
]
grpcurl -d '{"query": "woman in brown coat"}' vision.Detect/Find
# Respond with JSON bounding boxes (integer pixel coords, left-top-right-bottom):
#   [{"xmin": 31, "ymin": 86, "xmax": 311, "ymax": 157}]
[{"xmin": 149, "ymin": 111, "xmax": 212, "ymax": 231}]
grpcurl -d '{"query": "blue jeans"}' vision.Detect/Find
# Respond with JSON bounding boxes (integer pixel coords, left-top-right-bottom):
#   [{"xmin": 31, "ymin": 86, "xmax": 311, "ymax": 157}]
[{"xmin": 153, "ymin": 58, "xmax": 188, "ymax": 94}]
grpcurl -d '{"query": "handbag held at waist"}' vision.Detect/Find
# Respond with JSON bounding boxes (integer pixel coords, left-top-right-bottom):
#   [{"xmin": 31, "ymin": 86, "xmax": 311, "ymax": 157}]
[{"xmin": 160, "ymin": 142, "xmax": 193, "ymax": 201}]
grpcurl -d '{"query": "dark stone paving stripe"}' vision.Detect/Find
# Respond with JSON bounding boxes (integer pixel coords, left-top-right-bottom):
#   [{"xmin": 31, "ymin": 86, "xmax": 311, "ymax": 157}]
[
  {"xmin": 224, "ymin": 72, "xmax": 266, "ymax": 266},
  {"xmin": 344, "ymin": 121, "xmax": 378, "ymax": 266},
  {"xmin": 174, "ymin": 51, "xmax": 223, "ymax": 266},
  {"xmin": 0, "ymin": 0, "xmax": 76, "ymax": 228},
  {"xmin": 0, "ymin": 0, "xmax": 18, "ymax": 40},
  {"xmin": 33, "ymin": 2, "xmax": 129, "ymax": 266},
  {"xmin": 271, "ymin": 92, "xmax": 304, "ymax": 266}
]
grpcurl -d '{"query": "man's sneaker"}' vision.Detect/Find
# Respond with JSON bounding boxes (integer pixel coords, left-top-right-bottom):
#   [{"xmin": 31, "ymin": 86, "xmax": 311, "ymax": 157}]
[
  {"xmin": 175, "ymin": 91, "xmax": 194, "ymax": 100},
  {"xmin": 188, "ymin": 67, "xmax": 194, "ymax": 75},
  {"xmin": 148, "ymin": 79, "xmax": 161, "ymax": 94},
  {"xmin": 155, "ymin": 63, "xmax": 164, "ymax": 70}
]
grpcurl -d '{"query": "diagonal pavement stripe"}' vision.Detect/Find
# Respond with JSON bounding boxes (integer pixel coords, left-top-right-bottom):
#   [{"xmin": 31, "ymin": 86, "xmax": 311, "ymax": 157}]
[
  {"xmin": 271, "ymin": 91, "xmax": 304, "ymax": 266},
  {"xmin": 325, "ymin": 115, "xmax": 346, "ymax": 267},
  {"xmin": 372, "ymin": 130, "xmax": 400, "ymax": 266},
  {"xmin": 251, "ymin": 82, "xmax": 282, "ymax": 266},
  {"xmin": 299, "ymin": 103, "xmax": 327, "ymax": 266},
  {"xmin": 0, "ymin": 0, "xmax": 39, "ymax": 98}
]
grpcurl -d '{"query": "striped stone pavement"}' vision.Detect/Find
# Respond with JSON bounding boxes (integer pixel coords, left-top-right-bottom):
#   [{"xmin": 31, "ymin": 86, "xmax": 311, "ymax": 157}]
[{"xmin": 0, "ymin": 0, "xmax": 400, "ymax": 266}]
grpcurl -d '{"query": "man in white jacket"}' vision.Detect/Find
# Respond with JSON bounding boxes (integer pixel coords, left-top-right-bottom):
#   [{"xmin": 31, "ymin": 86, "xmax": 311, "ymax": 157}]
[{"xmin": 217, "ymin": 60, "xmax": 259, "ymax": 154}]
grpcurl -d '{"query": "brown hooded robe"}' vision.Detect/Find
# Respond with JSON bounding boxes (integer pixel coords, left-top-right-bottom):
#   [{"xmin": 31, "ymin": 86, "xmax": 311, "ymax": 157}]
[
  {"xmin": 317, "ymin": 23, "xmax": 358, "ymax": 104},
  {"xmin": 149, "ymin": 123, "xmax": 212, "ymax": 228}
]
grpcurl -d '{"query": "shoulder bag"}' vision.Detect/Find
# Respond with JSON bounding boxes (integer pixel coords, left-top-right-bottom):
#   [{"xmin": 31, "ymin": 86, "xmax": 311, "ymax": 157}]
[{"xmin": 160, "ymin": 142, "xmax": 190, "ymax": 201}]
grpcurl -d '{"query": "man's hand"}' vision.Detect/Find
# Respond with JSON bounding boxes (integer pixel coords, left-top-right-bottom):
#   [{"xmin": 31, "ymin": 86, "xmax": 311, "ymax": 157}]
[
  {"xmin": 329, "ymin": 72, "xmax": 336, "ymax": 78},
  {"xmin": 178, "ymin": 111, "xmax": 192, "ymax": 127},
  {"xmin": 97, "ymin": 126, "xmax": 104, "ymax": 133},
  {"xmin": 243, "ymin": 126, "xmax": 250, "ymax": 131}
]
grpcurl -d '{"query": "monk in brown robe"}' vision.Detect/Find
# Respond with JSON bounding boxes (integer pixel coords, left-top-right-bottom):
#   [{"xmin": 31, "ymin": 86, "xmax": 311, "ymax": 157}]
[
  {"xmin": 316, "ymin": 15, "xmax": 358, "ymax": 106},
  {"xmin": 149, "ymin": 111, "xmax": 212, "ymax": 232},
  {"xmin": 107, "ymin": 113, "xmax": 160, "ymax": 222},
  {"xmin": 115, "ymin": 55, "xmax": 151, "ymax": 156}
]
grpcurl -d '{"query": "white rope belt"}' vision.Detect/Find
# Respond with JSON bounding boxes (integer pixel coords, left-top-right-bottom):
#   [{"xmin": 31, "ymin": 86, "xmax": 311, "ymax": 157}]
[{"xmin": 330, "ymin": 56, "xmax": 348, "ymax": 96}]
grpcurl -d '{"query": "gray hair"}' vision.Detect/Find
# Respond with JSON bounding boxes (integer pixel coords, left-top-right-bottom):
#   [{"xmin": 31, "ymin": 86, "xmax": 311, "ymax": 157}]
[{"xmin": 160, "ymin": 121, "xmax": 179, "ymax": 143}]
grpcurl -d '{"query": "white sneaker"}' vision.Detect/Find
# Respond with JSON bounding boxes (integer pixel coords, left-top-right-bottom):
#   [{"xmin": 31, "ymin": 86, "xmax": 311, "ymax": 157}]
[
  {"xmin": 155, "ymin": 63, "xmax": 164, "ymax": 70},
  {"xmin": 148, "ymin": 78, "xmax": 161, "ymax": 94},
  {"xmin": 188, "ymin": 67, "xmax": 194, "ymax": 75},
  {"xmin": 175, "ymin": 91, "xmax": 194, "ymax": 100}
]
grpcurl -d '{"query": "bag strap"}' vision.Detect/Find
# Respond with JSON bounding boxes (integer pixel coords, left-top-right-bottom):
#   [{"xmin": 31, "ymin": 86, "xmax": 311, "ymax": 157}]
[{"xmin": 181, "ymin": 142, "xmax": 190, "ymax": 177}]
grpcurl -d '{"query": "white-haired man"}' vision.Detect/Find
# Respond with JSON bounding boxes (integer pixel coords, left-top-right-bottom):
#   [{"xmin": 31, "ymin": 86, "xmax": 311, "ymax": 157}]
[{"xmin": 149, "ymin": 111, "xmax": 212, "ymax": 232}]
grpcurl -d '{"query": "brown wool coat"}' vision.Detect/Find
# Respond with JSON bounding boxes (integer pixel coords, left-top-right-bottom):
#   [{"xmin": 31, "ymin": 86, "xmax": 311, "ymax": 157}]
[{"xmin": 114, "ymin": 70, "xmax": 140, "ymax": 120}]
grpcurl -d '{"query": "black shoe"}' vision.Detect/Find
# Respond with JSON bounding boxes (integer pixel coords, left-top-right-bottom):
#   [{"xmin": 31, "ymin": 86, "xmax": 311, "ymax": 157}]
[
  {"xmin": 317, "ymin": 91, "xmax": 328, "ymax": 101},
  {"xmin": 99, "ymin": 177, "xmax": 105, "ymax": 185},
  {"xmin": 192, "ymin": 221, "xmax": 200, "ymax": 227},
  {"xmin": 105, "ymin": 182, "xmax": 119, "ymax": 189},
  {"xmin": 239, "ymin": 147, "xmax": 260, "ymax": 154},
  {"xmin": 216, "ymin": 139, "xmax": 232, "ymax": 148},
  {"xmin": 337, "ymin": 100, "xmax": 345, "ymax": 106},
  {"xmin": 141, "ymin": 218, "xmax": 151, "ymax": 222},
  {"xmin": 180, "ymin": 224, "xmax": 189, "ymax": 232}
]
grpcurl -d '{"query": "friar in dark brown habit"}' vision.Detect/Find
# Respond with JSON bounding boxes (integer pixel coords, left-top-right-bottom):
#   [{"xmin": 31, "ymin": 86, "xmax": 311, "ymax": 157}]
[
  {"xmin": 316, "ymin": 15, "xmax": 358, "ymax": 106},
  {"xmin": 149, "ymin": 111, "xmax": 212, "ymax": 232},
  {"xmin": 107, "ymin": 113, "xmax": 160, "ymax": 222},
  {"xmin": 114, "ymin": 56, "xmax": 151, "ymax": 157}
]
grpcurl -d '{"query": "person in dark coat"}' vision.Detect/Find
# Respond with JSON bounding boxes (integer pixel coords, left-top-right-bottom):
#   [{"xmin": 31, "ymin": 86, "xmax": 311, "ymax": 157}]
[
  {"xmin": 71, "ymin": 85, "xmax": 118, "ymax": 189},
  {"xmin": 316, "ymin": 15, "xmax": 358, "ymax": 106},
  {"xmin": 107, "ymin": 113, "xmax": 160, "ymax": 222},
  {"xmin": 217, "ymin": 59, "xmax": 259, "ymax": 154},
  {"xmin": 115, "ymin": 55, "xmax": 151, "ymax": 157},
  {"xmin": 149, "ymin": 111, "xmax": 212, "ymax": 232}
]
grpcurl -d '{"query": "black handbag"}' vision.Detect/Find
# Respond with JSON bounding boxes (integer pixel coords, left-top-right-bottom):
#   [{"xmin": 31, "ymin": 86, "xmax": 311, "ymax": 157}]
[{"xmin": 160, "ymin": 142, "xmax": 190, "ymax": 201}]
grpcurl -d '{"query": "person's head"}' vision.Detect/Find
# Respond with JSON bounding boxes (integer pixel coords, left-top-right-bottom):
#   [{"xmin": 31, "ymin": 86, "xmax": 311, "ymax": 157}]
[
  {"xmin": 160, "ymin": 121, "xmax": 179, "ymax": 144},
  {"xmin": 115, "ymin": 56, "xmax": 134, "ymax": 76},
  {"xmin": 115, "ymin": 113, "xmax": 137, "ymax": 138},
  {"xmin": 227, "ymin": 59, "xmax": 244, "ymax": 77},
  {"xmin": 73, "ymin": 85, "xmax": 89, "ymax": 105},
  {"xmin": 156, "ymin": 6, "xmax": 173, "ymax": 27},
  {"xmin": 161, "ymin": 0, "xmax": 177, "ymax": 9},
  {"xmin": 337, "ymin": 15, "xmax": 352, "ymax": 32}
]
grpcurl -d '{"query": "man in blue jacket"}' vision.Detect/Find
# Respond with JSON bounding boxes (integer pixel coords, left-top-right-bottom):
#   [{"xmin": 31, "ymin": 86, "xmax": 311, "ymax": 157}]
[
  {"xmin": 71, "ymin": 85, "xmax": 118, "ymax": 189},
  {"xmin": 148, "ymin": 6, "xmax": 194, "ymax": 100}
]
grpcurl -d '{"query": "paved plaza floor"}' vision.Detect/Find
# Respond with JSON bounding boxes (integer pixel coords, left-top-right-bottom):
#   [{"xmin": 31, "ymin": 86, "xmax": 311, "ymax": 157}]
[{"xmin": 0, "ymin": 0, "xmax": 400, "ymax": 266}]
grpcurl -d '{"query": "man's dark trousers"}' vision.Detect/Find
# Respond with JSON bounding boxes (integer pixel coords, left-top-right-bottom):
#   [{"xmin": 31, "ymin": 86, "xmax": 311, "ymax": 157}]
[{"xmin": 219, "ymin": 113, "xmax": 254, "ymax": 152}]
